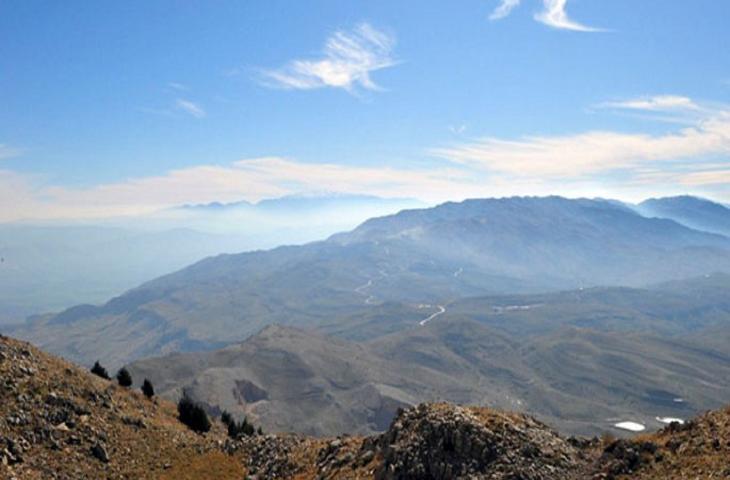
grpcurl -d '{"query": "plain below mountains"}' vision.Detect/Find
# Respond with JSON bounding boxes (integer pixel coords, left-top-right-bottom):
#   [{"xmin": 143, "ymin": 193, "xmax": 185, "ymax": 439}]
[
  {"xmin": 0, "ymin": 193, "xmax": 422, "ymax": 324},
  {"xmin": 9, "ymin": 196, "xmax": 730, "ymax": 368}
]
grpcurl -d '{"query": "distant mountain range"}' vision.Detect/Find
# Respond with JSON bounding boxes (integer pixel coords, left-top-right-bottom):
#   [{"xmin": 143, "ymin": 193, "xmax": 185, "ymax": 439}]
[
  {"xmin": 0, "ymin": 225, "xmax": 250, "ymax": 323},
  {"xmin": 9, "ymin": 196, "xmax": 730, "ymax": 369},
  {"xmin": 0, "ymin": 194, "xmax": 424, "ymax": 323},
  {"xmin": 635, "ymin": 195, "xmax": 730, "ymax": 237},
  {"xmin": 168, "ymin": 193, "xmax": 426, "ymax": 239},
  {"xmin": 178, "ymin": 193, "xmax": 424, "ymax": 215}
]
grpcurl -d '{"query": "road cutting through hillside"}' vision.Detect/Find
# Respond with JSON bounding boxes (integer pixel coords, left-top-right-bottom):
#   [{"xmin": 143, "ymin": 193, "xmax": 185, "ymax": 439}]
[{"xmin": 420, "ymin": 305, "xmax": 446, "ymax": 326}]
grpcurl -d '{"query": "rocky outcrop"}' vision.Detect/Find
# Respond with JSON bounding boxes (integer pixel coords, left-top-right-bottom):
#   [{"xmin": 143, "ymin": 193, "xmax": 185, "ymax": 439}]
[
  {"xmin": 592, "ymin": 406, "xmax": 730, "ymax": 479},
  {"xmin": 375, "ymin": 403, "xmax": 583, "ymax": 479}
]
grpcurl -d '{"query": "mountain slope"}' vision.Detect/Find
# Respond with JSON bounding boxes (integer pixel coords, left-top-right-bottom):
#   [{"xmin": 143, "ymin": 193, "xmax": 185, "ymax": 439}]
[
  {"xmin": 0, "ymin": 195, "xmax": 424, "ymax": 325},
  {"xmin": 12, "ymin": 196, "xmax": 730, "ymax": 367},
  {"xmin": 128, "ymin": 316, "xmax": 730, "ymax": 437},
  {"xmin": 3, "ymin": 333, "xmax": 729, "ymax": 479},
  {"xmin": 637, "ymin": 195, "xmax": 730, "ymax": 236},
  {"xmin": 0, "ymin": 334, "xmax": 244, "ymax": 479}
]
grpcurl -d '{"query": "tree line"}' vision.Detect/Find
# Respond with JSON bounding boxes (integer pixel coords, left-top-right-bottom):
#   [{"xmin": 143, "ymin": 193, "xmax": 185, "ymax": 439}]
[{"xmin": 90, "ymin": 360, "xmax": 261, "ymax": 437}]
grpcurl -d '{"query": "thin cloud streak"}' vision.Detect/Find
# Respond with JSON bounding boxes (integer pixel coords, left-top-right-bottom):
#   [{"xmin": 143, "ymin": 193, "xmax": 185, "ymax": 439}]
[
  {"xmin": 600, "ymin": 95, "xmax": 700, "ymax": 112},
  {"xmin": 432, "ymin": 96, "xmax": 730, "ymax": 182},
  {"xmin": 259, "ymin": 23, "xmax": 397, "ymax": 93},
  {"xmin": 167, "ymin": 82, "xmax": 189, "ymax": 92},
  {"xmin": 490, "ymin": 0, "xmax": 605, "ymax": 32},
  {"xmin": 175, "ymin": 99, "xmax": 206, "ymax": 118},
  {"xmin": 489, "ymin": 0, "xmax": 521, "ymax": 20}
]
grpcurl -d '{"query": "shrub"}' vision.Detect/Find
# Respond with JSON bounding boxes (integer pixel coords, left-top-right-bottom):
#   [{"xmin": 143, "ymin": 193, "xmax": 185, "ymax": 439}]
[
  {"xmin": 90, "ymin": 361, "xmax": 110, "ymax": 380},
  {"xmin": 141, "ymin": 379, "xmax": 155, "ymax": 398},
  {"xmin": 178, "ymin": 395, "xmax": 211, "ymax": 433},
  {"xmin": 116, "ymin": 368, "xmax": 133, "ymax": 387}
]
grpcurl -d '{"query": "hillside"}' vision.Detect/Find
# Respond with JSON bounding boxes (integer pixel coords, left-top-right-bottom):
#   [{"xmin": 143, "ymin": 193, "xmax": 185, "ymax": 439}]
[
  {"xmin": 3, "ymin": 333, "xmax": 730, "ymax": 479},
  {"xmin": 11, "ymin": 196, "xmax": 730, "ymax": 368},
  {"xmin": 637, "ymin": 196, "xmax": 730, "ymax": 237},
  {"xmin": 0, "ymin": 195, "xmax": 422, "ymax": 325},
  {"xmin": 128, "ymin": 317, "xmax": 730, "ymax": 437},
  {"xmin": 0, "ymin": 334, "xmax": 243, "ymax": 479}
]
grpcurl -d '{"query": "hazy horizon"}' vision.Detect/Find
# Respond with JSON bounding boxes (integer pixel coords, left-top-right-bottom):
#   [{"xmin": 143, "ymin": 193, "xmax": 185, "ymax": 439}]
[{"xmin": 2, "ymin": 1, "xmax": 729, "ymax": 224}]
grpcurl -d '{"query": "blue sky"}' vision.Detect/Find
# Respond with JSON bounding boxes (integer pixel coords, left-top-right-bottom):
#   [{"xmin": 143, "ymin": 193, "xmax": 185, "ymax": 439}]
[{"xmin": 1, "ymin": 0, "xmax": 729, "ymax": 221}]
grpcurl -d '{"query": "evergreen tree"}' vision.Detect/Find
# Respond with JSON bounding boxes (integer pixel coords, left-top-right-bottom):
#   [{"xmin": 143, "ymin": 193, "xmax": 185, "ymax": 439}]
[
  {"xmin": 177, "ymin": 395, "xmax": 211, "ymax": 433},
  {"xmin": 221, "ymin": 410, "xmax": 233, "ymax": 427},
  {"xmin": 90, "ymin": 361, "xmax": 110, "ymax": 380},
  {"xmin": 141, "ymin": 378, "xmax": 155, "ymax": 398},
  {"xmin": 116, "ymin": 367, "xmax": 133, "ymax": 387},
  {"xmin": 225, "ymin": 415, "xmax": 257, "ymax": 439}
]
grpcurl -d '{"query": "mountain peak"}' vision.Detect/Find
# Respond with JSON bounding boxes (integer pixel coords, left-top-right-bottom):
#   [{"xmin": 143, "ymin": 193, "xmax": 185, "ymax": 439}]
[{"xmin": 637, "ymin": 195, "xmax": 730, "ymax": 236}]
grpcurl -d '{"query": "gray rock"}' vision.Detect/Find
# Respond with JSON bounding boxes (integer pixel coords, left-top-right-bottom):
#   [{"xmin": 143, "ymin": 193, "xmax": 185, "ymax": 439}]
[{"xmin": 90, "ymin": 442, "xmax": 110, "ymax": 463}]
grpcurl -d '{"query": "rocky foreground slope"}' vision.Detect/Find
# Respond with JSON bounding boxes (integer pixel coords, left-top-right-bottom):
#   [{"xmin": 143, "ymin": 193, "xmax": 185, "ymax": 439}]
[{"xmin": 1, "ymin": 334, "xmax": 729, "ymax": 479}]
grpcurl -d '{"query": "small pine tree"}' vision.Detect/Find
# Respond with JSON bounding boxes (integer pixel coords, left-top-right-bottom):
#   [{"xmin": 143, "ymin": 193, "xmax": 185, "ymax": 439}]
[
  {"xmin": 116, "ymin": 367, "xmax": 133, "ymax": 387},
  {"xmin": 221, "ymin": 410, "xmax": 233, "ymax": 427},
  {"xmin": 225, "ymin": 415, "xmax": 257, "ymax": 439},
  {"xmin": 178, "ymin": 395, "xmax": 211, "ymax": 433},
  {"xmin": 91, "ymin": 361, "xmax": 110, "ymax": 380},
  {"xmin": 141, "ymin": 379, "xmax": 155, "ymax": 398}
]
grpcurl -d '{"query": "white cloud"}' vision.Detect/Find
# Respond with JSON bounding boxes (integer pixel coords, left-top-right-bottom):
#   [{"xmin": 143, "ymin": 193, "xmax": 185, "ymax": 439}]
[
  {"xmin": 600, "ymin": 95, "xmax": 700, "ymax": 112},
  {"xmin": 432, "ymin": 97, "xmax": 730, "ymax": 180},
  {"xmin": 535, "ymin": 0, "xmax": 605, "ymax": 32},
  {"xmin": 167, "ymin": 82, "xmax": 189, "ymax": 92},
  {"xmin": 489, "ymin": 0, "xmax": 521, "ymax": 20},
  {"xmin": 678, "ymin": 169, "xmax": 730, "ymax": 186},
  {"xmin": 175, "ymin": 99, "xmax": 206, "ymax": 118},
  {"xmin": 260, "ymin": 23, "xmax": 397, "ymax": 92},
  {"xmin": 490, "ymin": 0, "xmax": 604, "ymax": 32}
]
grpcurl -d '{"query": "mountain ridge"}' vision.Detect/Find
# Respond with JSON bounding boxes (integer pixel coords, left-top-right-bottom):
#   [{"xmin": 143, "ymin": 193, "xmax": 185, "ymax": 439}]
[
  {"xmin": 10, "ymin": 196, "xmax": 730, "ymax": 368},
  {"xmin": 636, "ymin": 195, "xmax": 730, "ymax": 237}
]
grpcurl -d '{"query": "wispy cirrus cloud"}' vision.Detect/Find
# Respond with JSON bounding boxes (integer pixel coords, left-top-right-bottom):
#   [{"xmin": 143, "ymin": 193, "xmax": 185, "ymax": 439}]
[
  {"xmin": 175, "ymin": 99, "xmax": 206, "ymax": 118},
  {"xmin": 536, "ymin": 0, "xmax": 605, "ymax": 32},
  {"xmin": 599, "ymin": 95, "xmax": 700, "ymax": 112},
  {"xmin": 490, "ymin": 0, "xmax": 605, "ymax": 32},
  {"xmin": 489, "ymin": 0, "xmax": 521, "ymax": 20},
  {"xmin": 432, "ymin": 96, "xmax": 730, "ymax": 191},
  {"xmin": 259, "ymin": 23, "xmax": 397, "ymax": 93},
  {"xmin": 167, "ymin": 82, "xmax": 189, "ymax": 92}
]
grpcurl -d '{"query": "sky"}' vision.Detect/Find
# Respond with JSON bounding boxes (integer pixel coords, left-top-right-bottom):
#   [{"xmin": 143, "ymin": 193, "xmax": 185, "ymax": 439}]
[{"xmin": 1, "ymin": 0, "xmax": 729, "ymax": 222}]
